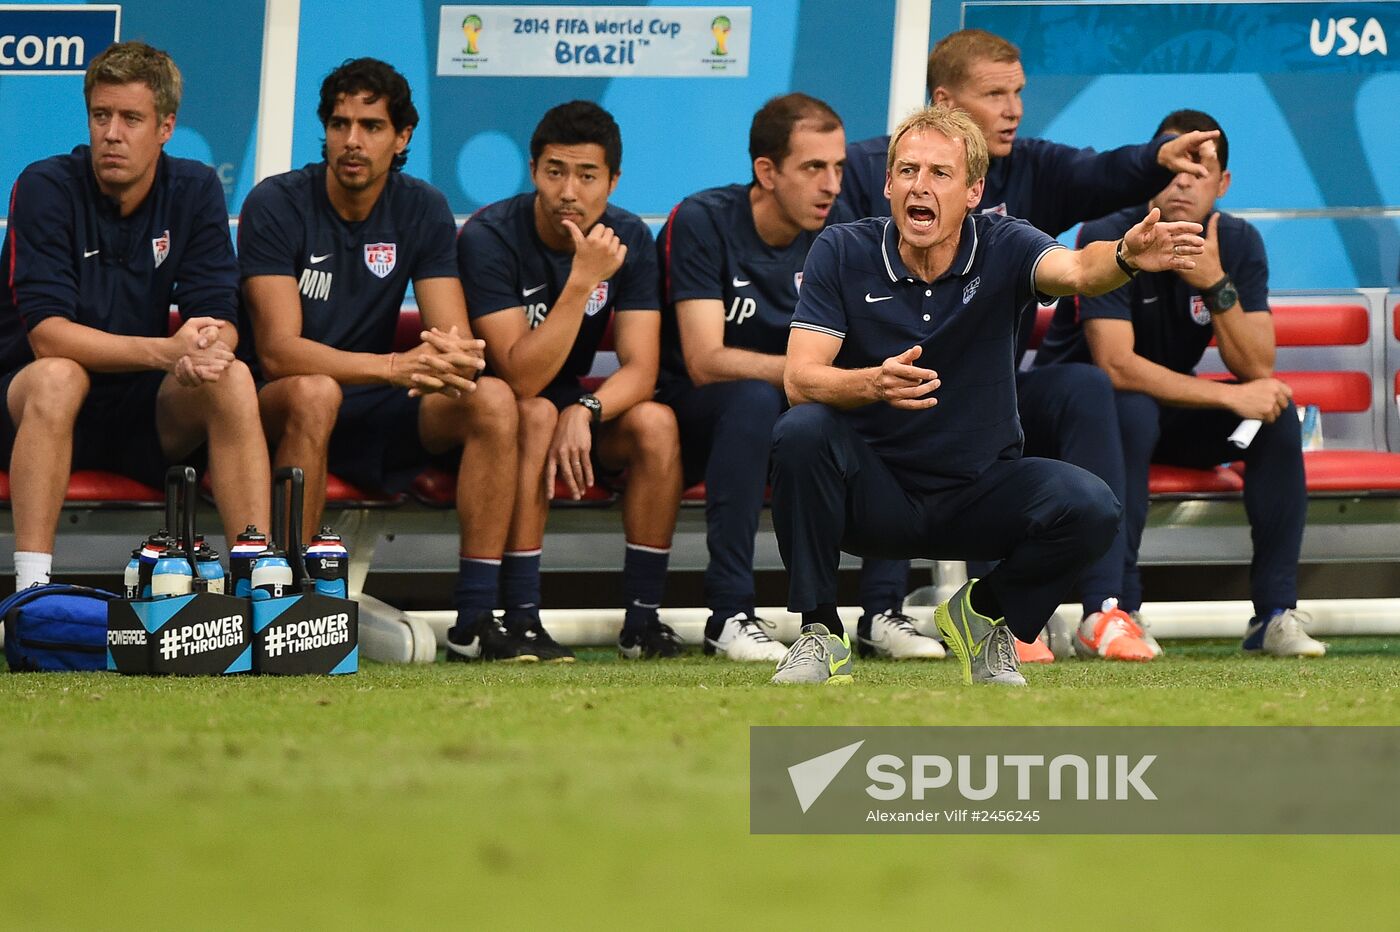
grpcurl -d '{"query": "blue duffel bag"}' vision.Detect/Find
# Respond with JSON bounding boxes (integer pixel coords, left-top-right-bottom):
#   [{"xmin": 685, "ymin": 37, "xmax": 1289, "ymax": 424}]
[{"xmin": 1, "ymin": 584, "xmax": 117, "ymax": 672}]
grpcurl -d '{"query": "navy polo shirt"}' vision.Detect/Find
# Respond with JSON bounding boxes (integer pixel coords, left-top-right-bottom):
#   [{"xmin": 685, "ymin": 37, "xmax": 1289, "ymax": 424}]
[
  {"xmin": 839, "ymin": 134, "xmax": 1172, "ymax": 236},
  {"xmin": 237, "ymin": 163, "xmax": 458, "ymax": 356},
  {"xmin": 459, "ymin": 192, "xmax": 659, "ymax": 397},
  {"xmin": 792, "ymin": 214, "xmax": 1062, "ymax": 493},
  {"xmin": 0, "ymin": 146, "xmax": 238, "ymax": 376},
  {"xmin": 1035, "ymin": 206, "xmax": 1270, "ymax": 374},
  {"xmin": 657, "ymin": 183, "xmax": 852, "ymax": 385}
]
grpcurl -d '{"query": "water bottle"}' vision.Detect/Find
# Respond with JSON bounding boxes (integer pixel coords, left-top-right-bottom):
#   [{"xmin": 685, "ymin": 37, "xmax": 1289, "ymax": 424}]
[
  {"xmin": 251, "ymin": 550, "xmax": 293, "ymax": 601},
  {"xmin": 123, "ymin": 548, "xmax": 141, "ymax": 600},
  {"xmin": 304, "ymin": 527, "xmax": 349, "ymax": 599},
  {"xmin": 230, "ymin": 526, "xmax": 268, "ymax": 598},
  {"xmin": 151, "ymin": 547, "xmax": 194, "ymax": 598},
  {"xmin": 138, "ymin": 530, "xmax": 175, "ymax": 598},
  {"xmin": 194, "ymin": 539, "xmax": 226, "ymax": 595}
]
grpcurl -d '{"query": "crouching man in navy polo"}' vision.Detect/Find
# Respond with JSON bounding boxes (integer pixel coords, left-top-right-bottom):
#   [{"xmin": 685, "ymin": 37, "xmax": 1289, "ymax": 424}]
[
  {"xmin": 769, "ymin": 107, "xmax": 1205, "ymax": 686},
  {"xmin": 460, "ymin": 101, "xmax": 684, "ymax": 661},
  {"xmin": 0, "ymin": 41, "xmax": 270, "ymax": 591},
  {"xmin": 238, "ymin": 59, "xmax": 525, "ymax": 660}
]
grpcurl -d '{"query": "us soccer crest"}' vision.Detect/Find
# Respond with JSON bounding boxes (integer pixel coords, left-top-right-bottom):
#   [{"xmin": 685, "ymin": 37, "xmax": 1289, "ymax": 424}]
[
  {"xmin": 151, "ymin": 230, "xmax": 170, "ymax": 268},
  {"xmin": 1189, "ymin": 295, "xmax": 1211, "ymax": 326},
  {"xmin": 584, "ymin": 281, "xmax": 609, "ymax": 316},
  {"xmin": 364, "ymin": 243, "xmax": 397, "ymax": 279}
]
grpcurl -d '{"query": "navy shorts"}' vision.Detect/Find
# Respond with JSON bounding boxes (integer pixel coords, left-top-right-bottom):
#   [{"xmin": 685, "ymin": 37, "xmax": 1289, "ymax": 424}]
[
  {"xmin": 0, "ymin": 367, "xmax": 191, "ymax": 488},
  {"xmin": 326, "ymin": 384, "xmax": 455, "ymax": 494}
]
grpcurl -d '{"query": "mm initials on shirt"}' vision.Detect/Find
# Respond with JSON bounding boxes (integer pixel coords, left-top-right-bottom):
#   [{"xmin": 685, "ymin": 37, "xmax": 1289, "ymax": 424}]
[{"xmin": 299, "ymin": 267, "xmax": 333, "ymax": 301}]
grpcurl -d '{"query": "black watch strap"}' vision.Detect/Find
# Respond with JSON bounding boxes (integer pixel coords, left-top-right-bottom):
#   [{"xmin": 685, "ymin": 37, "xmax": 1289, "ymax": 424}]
[
  {"xmin": 577, "ymin": 393, "xmax": 603, "ymax": 425},
  {"xmin": 1115, "ymin": 239, "xmax": 1139, "ymax": 279},
  {"xmin": 1201, "ymin": 275, "xmax": 1237, "ymax": 314}
]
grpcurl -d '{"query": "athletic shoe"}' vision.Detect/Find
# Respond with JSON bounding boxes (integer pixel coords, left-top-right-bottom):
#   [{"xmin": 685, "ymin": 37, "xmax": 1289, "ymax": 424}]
[
  {"xmin": 857, "ymin": 610, "xmax": 945, "ymax": 659},
  {"xmin": 1015, "ymin": 633, "xmax": 1055, "ymax": 664},
  {"xmin": 771, "ymin": 623, "xmax": 853, "ymax": 685},
  {"xmin": 1074, "ymin": 598, "xmax": 1155, "ymax": 662},
  {"xmin": 1129, "ymin": 610, "xmax": 1165, "ymax": 658},
  {"xmin": 705, "ymin": 613, "xmax": 787, "ymax": 662},
  {"xmin": 1044, "ymin": 613, "xmax": 1075, "ymax": 660},
  {"xmin": 504, "ymin": 608, "xmax": 576, "ymax": 663},
  {"xmin": 1242, "ymin": 608, "xmax": 1327, "ymax": 658},
  {"xmin": 933, "ymin": 580, "xmax": 1026, "ymax": 686},
  {"xmin": 447, "ymin": 611, "xmax": 540, "ymax": 663},
  {"xmin": 618, "ymin": 617, "xmax": 685, "ymax": 659},
  {"xmin": 444, "ymin": 609, "xmax": 488, "ymax": 662}
]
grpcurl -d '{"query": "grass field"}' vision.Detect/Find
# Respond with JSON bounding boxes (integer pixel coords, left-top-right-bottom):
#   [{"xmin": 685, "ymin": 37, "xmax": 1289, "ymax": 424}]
[{"xmin": 3, "ymin": 638, "xmax": 1399, "ymax": 930}]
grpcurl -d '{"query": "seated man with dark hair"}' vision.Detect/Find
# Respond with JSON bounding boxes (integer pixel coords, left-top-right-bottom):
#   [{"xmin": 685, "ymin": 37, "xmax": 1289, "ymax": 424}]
[
  {"xmin": 657, "ymin": 93, "xmax": 946, "ymax": 663},
  {"xmin": 1036, "ymin": 109, "xmax": 1322, "ymax": 658},
  {"xmin": 460, "ymin": 100, "xmax": 684, "ymax": 660},
  {"xmin": 0, "ymin": 40, "xmax": 269, "ymax": 590},
  {"xmin": 239, "ymin": 58, "xmax": 524, "ymax": 660}
]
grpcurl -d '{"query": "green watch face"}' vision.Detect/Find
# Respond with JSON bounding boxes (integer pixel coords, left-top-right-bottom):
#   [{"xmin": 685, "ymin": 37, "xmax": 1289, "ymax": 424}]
[{"xmin": 1215, "ymin": 283, "xmax": 1239, "ymax": 311}]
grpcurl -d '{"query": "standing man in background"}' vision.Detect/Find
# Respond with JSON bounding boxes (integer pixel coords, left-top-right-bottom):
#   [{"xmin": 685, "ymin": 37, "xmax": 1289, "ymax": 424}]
[{"xmin": 0, "ymin": 41, "xmax": 269, "ymax": 591}]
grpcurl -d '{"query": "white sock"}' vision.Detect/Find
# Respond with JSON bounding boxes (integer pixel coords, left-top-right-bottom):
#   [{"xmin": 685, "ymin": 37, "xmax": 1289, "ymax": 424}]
[{"xmin": 14, "ymin": 551, "xmax": 52, "ymax": 590}]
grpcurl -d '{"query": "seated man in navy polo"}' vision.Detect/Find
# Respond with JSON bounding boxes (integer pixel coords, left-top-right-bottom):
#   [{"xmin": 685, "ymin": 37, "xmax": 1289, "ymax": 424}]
[
  {"xmin": 769, "ymin": 107, "xmax": 1205, "ymax": 686},
  {"xmin": 659, "ymin": 93, "xmax": 943, "ymax": 663},
  {"xmin": 1036, "ymin": 109, "xmax": 1322, "ymax": 658},
  {"xmin": 839, "ymin": 28, "xmax": 1219, "ymax": 664},
  {"xmin": 460, "ymin": 101, "xmax": 684, "ymax": 660},
  {"xmin": 0, "ymin": 41, "xmax": 269, "ymax": 591},
  {"xmin": 239, "ymin": 59, "xmax": 527, "ymax": 661}
]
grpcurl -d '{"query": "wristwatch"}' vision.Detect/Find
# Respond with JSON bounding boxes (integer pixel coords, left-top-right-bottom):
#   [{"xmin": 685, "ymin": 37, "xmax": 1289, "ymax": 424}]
[
  {"xmin": 1114, "ymin": 238, "xmax": 1140, "ymax": 278},
  {"xmin": 1201, "ymin": 275, "xmax": 1238, "ymax": 314},
  {"xmin": 577, "ymin": 393, "xmax": 603, "ymax": 425}
]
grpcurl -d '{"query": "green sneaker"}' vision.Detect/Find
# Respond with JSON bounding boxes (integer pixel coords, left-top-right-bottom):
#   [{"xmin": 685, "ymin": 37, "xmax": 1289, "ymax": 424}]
[
  {"xmin": 933, "ymin": 580, "xmax": 1027, "ymax": 687},
  {"xmin": 770, "ymin": 623, "xmax": 854, "ymax": 685}
]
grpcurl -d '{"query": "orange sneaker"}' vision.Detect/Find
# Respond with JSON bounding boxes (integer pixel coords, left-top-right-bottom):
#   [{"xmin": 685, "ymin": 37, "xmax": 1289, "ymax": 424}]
[
  {"xmin": 1074, "ymin": 598, "xmax": 1155, "ymax": 662},
  {"xmin": 1015, "ymin": 633, "xmax": 1055, "ymax": 664}
]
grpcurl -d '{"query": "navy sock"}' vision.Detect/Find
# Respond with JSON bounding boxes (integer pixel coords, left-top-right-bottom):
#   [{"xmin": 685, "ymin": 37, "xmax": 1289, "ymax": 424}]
[
  {"xmin": 803, "ymin": 604, "xmax": 843, "ymax": 637},
  {"xmin": 621, "ymin": 543, "xmax": 669, "ymax": 635},
  {"xmin": 501, "ymin": 549, "xmax": 542, "ymax": 611},
  {"xmin": 452, "ymin": 557, "xmax": 500, "ymax": 633}
]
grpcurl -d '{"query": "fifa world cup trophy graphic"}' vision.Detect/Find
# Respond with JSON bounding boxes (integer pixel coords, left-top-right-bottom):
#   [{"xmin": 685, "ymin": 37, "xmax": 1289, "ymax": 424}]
[
  {"xmin": 711, "ymin": 15, "xmax": 731, "ymax": 55},
  {"xmin": 463, "ymin": 14, "xmax": 483, "ymax": 55}
]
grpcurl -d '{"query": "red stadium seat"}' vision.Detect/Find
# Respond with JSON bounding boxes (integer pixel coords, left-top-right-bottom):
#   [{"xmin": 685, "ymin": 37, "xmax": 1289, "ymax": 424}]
[
  {"xmin": 1228, "ymin": 451, "xmax": 1400, "ymax": 493},
  {"xmin": 0, "ymin": 470, "xmax": 163, "ymax": 504},
  {"xmin": 410, "ymin": 466, "xmax": 614, "ymax": 507},
  {"xmin": 1201, "ymin": 370, "xmax": 1372, "ymax": 413},
  {"xmin": 1147, "ymin": 464, "xmax": 1244, "ymax": 495},
  {"xmin": 1208, "ymin": 304, "xmax": 1370, "ymax": 347}
]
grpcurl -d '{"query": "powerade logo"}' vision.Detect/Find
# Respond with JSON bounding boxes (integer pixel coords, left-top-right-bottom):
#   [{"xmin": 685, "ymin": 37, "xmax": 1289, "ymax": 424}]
[{"xmin": 0, "ymin": 5, "xmax": 120, "ymax": 74}]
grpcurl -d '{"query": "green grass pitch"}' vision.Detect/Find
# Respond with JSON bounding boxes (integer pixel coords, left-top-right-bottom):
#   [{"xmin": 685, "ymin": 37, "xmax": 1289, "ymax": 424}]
[{"xmin": 3, "ymin": 639, "xmax": 1398, "ymax": 929}]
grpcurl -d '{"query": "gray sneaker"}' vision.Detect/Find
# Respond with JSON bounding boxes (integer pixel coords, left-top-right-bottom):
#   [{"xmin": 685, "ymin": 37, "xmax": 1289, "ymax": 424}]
[
  {"xmin": 1243, "ymin": 609, "xmax": 1327, "ymax": 658},
  {"xmin": 770, "ymin": 623, "xmax": 854, "ymax": 685},
  {"xmin": 1044, "ymin": 612, "xmax": 1075, "ymax": 660},
  {"xmin": 933, "ymin": 580, "xmax": 1027, "ymax": 686},
  {"xmin": 1129, "ymin": 610, "xmax": 1164, "ymax": 658}
]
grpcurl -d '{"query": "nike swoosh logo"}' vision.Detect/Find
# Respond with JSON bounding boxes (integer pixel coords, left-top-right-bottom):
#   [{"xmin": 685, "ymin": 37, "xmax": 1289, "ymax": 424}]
[
  {"xmin": 523, "ymin": 283, "xmax": 548, "ymax": 297},
  {"xmin": 309, "ymin": 254, "xmax": 330, "ymax": 264},
  {"xmin": 83, "ymin": 249, "xmax": 99, "ymax": 258},
  {"xmin": 732, "ymin": 276, "xmax": 751, "ymax": 288},
  {"xmin": 1143, "ymin": 296, "xmax": 1158, "ymax": 304},
  {"xmin": 865, "ymin": 293, "xmax": 893, "ymax": 303}
]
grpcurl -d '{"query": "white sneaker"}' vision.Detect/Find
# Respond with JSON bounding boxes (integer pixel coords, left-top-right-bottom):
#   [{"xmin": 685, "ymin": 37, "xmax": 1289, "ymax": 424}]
[
  {"xmin": 1129, "ymin": 610, "xmax": 1164, "ymax": 658},
  {"xmin": 1044, "ymin": 613, "xmax": 1075, "ymax": 660},
  {"xmin": 707, "ymin": 613, "xmax": 788, "ymax": 662},
  {"xmin": 1243, "ymin": 609, "xmax": 1327, "ymax": 658},
  {"xmin": 858, "ymin": 610, "xmax": 945, "ymax": 660}
]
